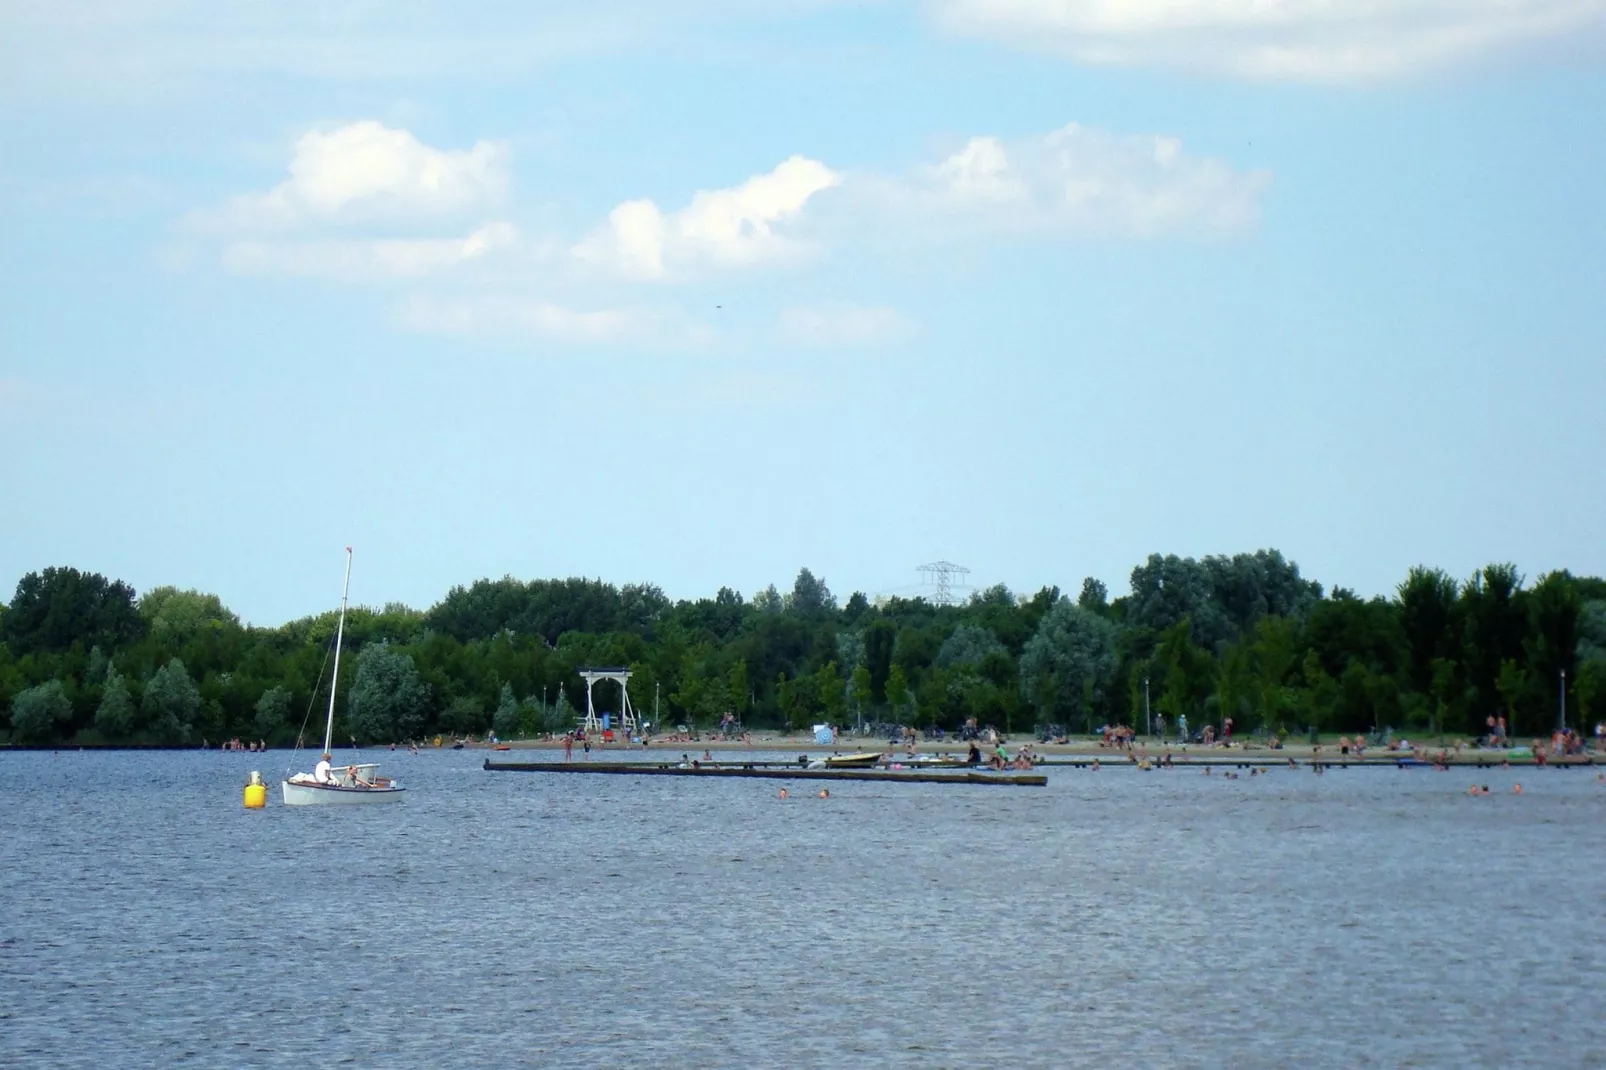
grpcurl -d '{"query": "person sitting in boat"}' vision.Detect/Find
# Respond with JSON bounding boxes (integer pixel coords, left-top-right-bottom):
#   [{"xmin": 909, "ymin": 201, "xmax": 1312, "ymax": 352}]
[
  {"xmin": 967, "ymin": 742, "xmax": 982, "ymax": 765},
  {"xmin": 314, "ymin": 753, "xmax": 334, "ymax": 784}
]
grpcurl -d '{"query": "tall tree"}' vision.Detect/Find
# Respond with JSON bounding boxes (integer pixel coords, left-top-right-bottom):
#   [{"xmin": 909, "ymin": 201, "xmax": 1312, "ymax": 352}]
[
  {"xmin": 3, "ymin": 567, "xmax": 142, "ymax": 655},
  {"xmin": 1397, "ymin": 566, "xmax": 1459, "ymax": 696},
  {"xmin": 1461, "ymin": 564, "xmax": 1527, "ymax": 727},
  {"xmin": 789, "ymin": 568, "xmax": 836, "ymax": 617},
  {"xmin": 493, "ymin": 683, "xmax": 521, "ymax": 738},
  {"xmin": 141, "ymin": 658, "xmax": 201, "ymax": 743},
  {"xmin": 1525, "ymin": 571, "xmax": 1581, "ymax": 733},
  {"xmin": 96, "ymin": 669, "xmax": 136, "ymax": 739},
  {"xmin": 1077, "ymin": 577, "xmax": 1109, "ymax": 613},
  {"xmin": 348, "ymin": 643, "xmax": 431, "ymax": 743},
  {"xmin": 864, "ymin": 619, "xmax": 896, "ymax": 703},
  {"xmin": 1019, "ymin": 600, "xmax": 1118, "ymax": 727},
  {"xmin": 254, "ymin": 685, "xmax": 292, "ymax": 740}
]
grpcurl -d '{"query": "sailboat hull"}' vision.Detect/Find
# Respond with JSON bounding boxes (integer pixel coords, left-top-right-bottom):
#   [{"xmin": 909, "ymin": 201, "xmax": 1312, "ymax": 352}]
[{"xmin": 281, "ymin": 781, "xmax": 406, "ymax": 806}]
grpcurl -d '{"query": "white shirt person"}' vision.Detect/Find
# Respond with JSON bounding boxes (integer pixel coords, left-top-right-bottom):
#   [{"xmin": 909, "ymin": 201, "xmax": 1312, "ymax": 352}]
[{"xmin": 314, "ymin": 754, "xmax": 334, "ymax": 784}]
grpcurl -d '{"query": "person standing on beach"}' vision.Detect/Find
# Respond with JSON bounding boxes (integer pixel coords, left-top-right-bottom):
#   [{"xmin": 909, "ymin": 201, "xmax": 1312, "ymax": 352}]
[{"xmin": 563, "ymin": 734, "xmax": 574, "ymax": 762}]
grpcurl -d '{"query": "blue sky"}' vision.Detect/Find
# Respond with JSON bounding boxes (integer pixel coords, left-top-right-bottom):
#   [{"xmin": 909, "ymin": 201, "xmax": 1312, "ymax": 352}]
[{"xmin": 3, "ymin": 1, "xmax": 1604, "ymax": 624}]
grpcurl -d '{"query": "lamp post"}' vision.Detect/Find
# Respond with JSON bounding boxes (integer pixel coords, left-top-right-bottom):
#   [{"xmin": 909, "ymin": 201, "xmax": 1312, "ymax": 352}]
[
  {"xmin": 1144, "ymin": 676, "xmax": 1151, "ymax": 739},
  {"xmin": 1560, "ymin": 669, "xmax": 1567, "ymax": 734}
]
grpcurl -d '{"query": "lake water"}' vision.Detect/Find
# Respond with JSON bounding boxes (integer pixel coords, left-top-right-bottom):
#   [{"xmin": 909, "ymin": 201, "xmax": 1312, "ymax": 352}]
[{"xmin": 2, "ymin": 748, "xmax": 1603, "ymax": 1068}]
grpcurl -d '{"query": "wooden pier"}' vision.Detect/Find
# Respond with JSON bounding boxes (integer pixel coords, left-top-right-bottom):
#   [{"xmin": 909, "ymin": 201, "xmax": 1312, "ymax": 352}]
[{"xmin": 483, "ymin": 759, "xmax": 1046, "ymax": 786}]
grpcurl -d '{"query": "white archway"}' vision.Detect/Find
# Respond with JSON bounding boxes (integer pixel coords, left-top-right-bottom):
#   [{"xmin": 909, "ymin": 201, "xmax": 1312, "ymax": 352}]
[{"xmin": 578, "ymin": 667, "xmax": 637, "ymax": 735}]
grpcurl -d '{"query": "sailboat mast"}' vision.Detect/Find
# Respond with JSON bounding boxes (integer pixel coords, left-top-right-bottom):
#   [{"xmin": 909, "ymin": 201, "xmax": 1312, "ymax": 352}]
[{"xmin": 322, "ymin": 547, "xmax": 353, "ymax": 755}]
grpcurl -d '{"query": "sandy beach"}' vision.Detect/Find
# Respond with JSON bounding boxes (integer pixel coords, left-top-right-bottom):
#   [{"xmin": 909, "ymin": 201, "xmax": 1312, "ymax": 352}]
[{"xmin": 454, "ymin": 733, "xmax": 1600, "ymax": 766}]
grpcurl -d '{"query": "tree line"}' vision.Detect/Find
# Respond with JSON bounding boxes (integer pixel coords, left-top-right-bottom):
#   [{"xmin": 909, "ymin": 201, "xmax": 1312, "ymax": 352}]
[{"xmin": 2, "ymin": 551, "xmax": 1604, "ymax": 747}]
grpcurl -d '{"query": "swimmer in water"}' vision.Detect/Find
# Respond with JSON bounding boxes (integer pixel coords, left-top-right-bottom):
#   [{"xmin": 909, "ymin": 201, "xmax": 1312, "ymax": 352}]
[
  {"xmin": 778, "ymin": 788, "xmax": 789, "ymax": 799},
  {"xmin": 1513, "ymin": 784, "xmax": 1522, "ymax": 794},
  {"xmin": 818, "ymin": 789, "xmax": 830, "ymax": 799}
]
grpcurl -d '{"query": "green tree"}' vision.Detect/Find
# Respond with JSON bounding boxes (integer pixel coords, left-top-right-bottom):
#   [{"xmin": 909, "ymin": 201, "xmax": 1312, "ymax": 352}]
[
  {"xmin": 885, "ymin": 665, "xmax": 913, "ymax": 724},
  {"xmin": 1077, "ymin": 577, "xmax": 1109, "ymax": 613},
  {"xmin": 1397, "ymin": 567, "xmax": 1459, "ymax": 697},
  {"xmin": 1153, "ymin": 618, "xmax": 1215, "ymax": 733},
  {"xmin": 789, "ymin": 568, "xmax": 836, "ymax": 617},
  {"xmin": 1575, "ymin": 658, "xmax": 1606, "ymax": 728},
  {"xmin": 139, "ymin": 587, "xmax": 241, "ymax": 646},
  {"xmin": 1248, "ymin": 615, "xmax": 1300, "ymax": 730},
  {"xmin": 1461, "ymin": 564, "xmax": 1527, "ymax": 726},
  {"xmin": 815, "ymin": 660, "xmax": 845, "ymax": 725},
  {"xmin": 141, "ymin": 658, "xmax": 200, "ymax": 742},
  {"xmin": 727, "ymin": 659, "xmax": 750, "ymax": 720},
  {"xmin": 3, "ymin": 567, "xmax": 142, "ymax": 655},
  {"xmin": 348, "ymin": 642, "xmax": 430, "ymax": 742},
  {"xmin": 1525, "ymin": 571, "xmax": 1581, "ymax": 730},
  {"xmin": 445, "ymin": 695, "xmax": 486, "ymax": 736},
  {"xmin": 936, "ymin": 624, "xmax": 1004, "ymax": 668},
  {"xmin": 551, "ymin": 687, "xmax": 576, "ymax": 732},
  {"xmin": 864, "ymin": 620, "xmax": 896, "ymax": 703},
  {"xmin": 10, "ymin": 680, "xmax": 71, "ymax": 742},
  {"xmin": 1019, "ymin": 600, "xmax": 1118, "ymax": 729},
  {"xmin": 96, "ymin": 669, "xmax": 136, "ymax": 739},
  {"xmin": 255, "ymin": 685, "xmax": 292, "ymax": 740},
  {"xmin": 1495, "ymin": 659, "xmax": 1528, "ymax": 734},
  {"xmin": 849, "ymin": 664, "xmax": 872, "ymax": 721},
  {"xmin": 492, "ymin": 683, "xmax": 520, "ymax": 738}
]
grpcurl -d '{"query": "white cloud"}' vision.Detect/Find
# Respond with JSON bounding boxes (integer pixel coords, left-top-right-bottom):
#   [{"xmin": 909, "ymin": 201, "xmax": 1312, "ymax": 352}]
[
  {"xmin": 396, "ymin": 294, "xmax": 716, "ymax": 347},
  {"xmin": 573, "ymin": 156, "xmax": 842, "ymax": 281},
  {"xmin": 863, "ymin": 123, "xmax": 1268, "ymax": 238},
  {"xmin": 778, "ymin": 304, "xmax": 917, "ymax": 346},
  {"xmin": 930, "ymin": 0, "xmax": 1606, "ymax": 82},
  {"xmin": 220, "ymin": 223, "xmax": 518, "ymax": 281},
  {"xmin": 193, "ymin": 121, "xmax": 508, "ymax": 232}
]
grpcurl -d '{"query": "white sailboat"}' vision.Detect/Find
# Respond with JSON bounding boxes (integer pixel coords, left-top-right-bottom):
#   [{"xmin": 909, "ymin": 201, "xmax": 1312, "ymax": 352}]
[{"xmin": 283, "ymin": 547, "xmax": 405, "ymax": 806}]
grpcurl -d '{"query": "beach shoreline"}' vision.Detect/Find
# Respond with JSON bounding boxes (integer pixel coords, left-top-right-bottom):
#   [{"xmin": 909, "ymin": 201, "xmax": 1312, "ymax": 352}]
[{"xmin": 459, "ymin": 734, "xmax": 1600, "ymax": 766}]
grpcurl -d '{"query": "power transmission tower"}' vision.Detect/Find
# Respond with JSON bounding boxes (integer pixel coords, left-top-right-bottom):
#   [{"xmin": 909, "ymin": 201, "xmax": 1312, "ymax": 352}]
[{"xmin": 918, "ymin": 561, "xmax": 970, "ymax": 606}]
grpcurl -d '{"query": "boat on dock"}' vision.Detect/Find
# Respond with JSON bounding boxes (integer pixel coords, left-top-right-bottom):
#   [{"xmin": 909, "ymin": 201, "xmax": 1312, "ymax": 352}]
[{"xmin": 821, "ymin": 752, "xmax": 883, "ymax": 769}]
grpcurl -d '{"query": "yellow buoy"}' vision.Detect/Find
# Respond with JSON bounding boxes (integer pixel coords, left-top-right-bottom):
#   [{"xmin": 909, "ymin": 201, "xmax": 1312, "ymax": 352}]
[{"xmin": 243, "ymin": 770, "xmax": 267, "ymax": 809}]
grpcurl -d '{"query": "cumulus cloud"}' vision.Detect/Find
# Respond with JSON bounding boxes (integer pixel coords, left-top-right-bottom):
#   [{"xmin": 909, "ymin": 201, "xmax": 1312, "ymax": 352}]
[
  {"xmin": 192, "ymin": 121, "xmax": 509, "ymax": 232},
  {"xmin": 778, "ymin": 304, "xmax": 917, "ymax": 346},
  {"xmin": 396, "ymin": 294, "xmax": 716, "ymax": 347},
  {"xmin": 573, "ymin": 156, "xmax": 842, "ymax": 281},
  {"xmin": 863, "ymin": 123, "xmax": 1268, "ymax": 238},
  {"xmin": 220, "ymin": 223, "xmax": 518, "ymax": 282},
  {"xmin": 929, "ymin": 0, "xmax": 1606, "ymax": 82}
]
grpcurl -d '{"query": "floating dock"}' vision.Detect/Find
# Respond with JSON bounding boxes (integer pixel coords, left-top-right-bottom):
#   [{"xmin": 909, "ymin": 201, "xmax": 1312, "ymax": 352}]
[{"xmin": 483, "ymin": 759, "xmax": 1045, "ymax": 786}]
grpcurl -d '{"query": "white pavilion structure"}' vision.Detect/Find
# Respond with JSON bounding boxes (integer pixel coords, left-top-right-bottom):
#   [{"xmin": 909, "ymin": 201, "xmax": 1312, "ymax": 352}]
[{"xmin": 578, "ymin": 667, "xmax": 638, "ymax": 736}]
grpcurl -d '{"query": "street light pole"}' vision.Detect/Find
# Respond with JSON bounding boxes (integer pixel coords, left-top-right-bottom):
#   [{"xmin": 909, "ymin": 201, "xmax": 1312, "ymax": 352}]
[
  {"xmin": 1144, "ymin": 676, "xmax": 1151, "ymax": 739},
  {"xmin": 1560, "ymin": 669, "xmax": 1567, "ymax": 733}
]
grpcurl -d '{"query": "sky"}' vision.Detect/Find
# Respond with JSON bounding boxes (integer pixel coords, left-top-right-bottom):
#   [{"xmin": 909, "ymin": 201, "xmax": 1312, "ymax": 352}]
[{"xmin": 2, "ymin": 1, "xmax": 1604, "ymax": 625}]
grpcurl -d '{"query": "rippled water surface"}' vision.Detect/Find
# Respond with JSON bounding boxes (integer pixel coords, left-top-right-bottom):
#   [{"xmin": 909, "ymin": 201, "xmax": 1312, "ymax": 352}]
[{"xmin": 3, "ymin": 749, "xmax": 1604, "ymax": 1068}]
